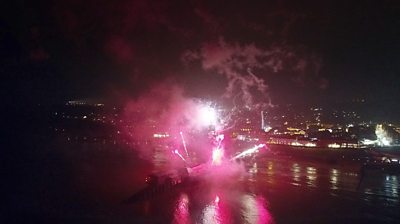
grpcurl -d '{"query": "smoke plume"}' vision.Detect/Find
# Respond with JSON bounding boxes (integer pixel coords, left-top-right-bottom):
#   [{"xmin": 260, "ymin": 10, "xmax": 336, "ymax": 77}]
[
  {"xmin": 122, "ymin": 82, "xmax": 215, "ymax": 166},
  {"xmin": 183, "ymin": 37, "xmax": 323, "ymax": 108}
]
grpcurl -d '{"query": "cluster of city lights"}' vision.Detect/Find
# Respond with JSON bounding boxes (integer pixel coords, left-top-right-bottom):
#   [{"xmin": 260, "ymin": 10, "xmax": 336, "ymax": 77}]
[
  {"xmin": 361, "ymin": 124, "xmax": 393, "ymax": 147},
  {"xmin": 153, "ymin": 133, "xmax": 170, "ymax": 138},
  {"xmin": 290, "ymin": 142, "xmax": 317, "ymax": 147},
  {"xmin": 375, "ymin": 124, "xmax": 393, "ymax": 146}
]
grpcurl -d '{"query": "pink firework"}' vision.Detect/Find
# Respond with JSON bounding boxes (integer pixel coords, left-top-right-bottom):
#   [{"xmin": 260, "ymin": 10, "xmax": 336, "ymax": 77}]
[
  {"xmin": 211, "ymin": 134, "xmax": 225, "ymax": 165},
  {"xmin": 214, "ymin": 195, "xmax": 220, "ymax": 203},
  {"xmin": 180, "ymin": 131, "xmax": 189, "ymax": 158},
  {"xmin": 212, "ymin": 147, "xmax": 224, "ymax": 165},
  {"xmin": 232, "ymin": 144, "xmax": 266, "ymax": 160},
  {"xmin": 198, "ymin": 105, "xmax": 217, "ymax": 126}
]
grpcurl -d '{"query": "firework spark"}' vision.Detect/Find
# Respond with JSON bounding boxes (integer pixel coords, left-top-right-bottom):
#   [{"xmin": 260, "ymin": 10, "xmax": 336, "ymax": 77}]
[
  {"xmin": 212, "ymin": 147, "xmax": 224, "ymax": 165},
  {"xmin": 232, "ymin": 144, "xmax": 266, "ymax": 160},
  {"xmin": 173, "ymin": 149, "xmax": 187, "ymax": 162},
  {"xmin": 212, "ymin": 134, "xmax": 225, "ymax": 165},
  {"xmin": 198, "ymin": 104, "xmax": 217, "ymax": 127},
  {"xmin": 215, "ymin": 195, "xmax": 220, "ymax": 203},
  {"xmin": 180, "ymin": 131, "xmax": 189, "ymax": 158}
]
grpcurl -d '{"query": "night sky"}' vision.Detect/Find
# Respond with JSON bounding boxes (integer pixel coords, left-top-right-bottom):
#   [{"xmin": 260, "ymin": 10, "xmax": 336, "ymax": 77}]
[{"xmin": 2, "ymin": 0, "xmax": 400, "ymax": 107}]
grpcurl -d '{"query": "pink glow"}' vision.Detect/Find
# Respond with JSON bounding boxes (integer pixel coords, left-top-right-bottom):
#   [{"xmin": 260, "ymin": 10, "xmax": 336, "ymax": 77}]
[
  {"xmin": 216, "ymin": 134, "xmax": 224, "ymax": 145},
  {"xmin": 173, "ymin": 193, "xmax": 190, "ymax": 224},
  {"xmin": 202, "ymin": 194, "xmax": 232, "ymax": 223},
  {"xmin": 215, "ymin": 195, "xmax": 220, "ymax": 204},
  {"xmin": 212, "ymin": 147, "xmax": 224, "ymax": 165},
  {"xmin": 256, "ymin": 196, "xmax": 273, "ymax": 224},
  {"xmin": 198, "ymin": 105, "xmax": 217, "ymax": 126},
  {"xmin": 122, "ymin": 83, "xmax": 220, "ymax": 163},
  {"xmin": 241, "ymin": 194, "xmax": 274, "ymax": 224},
  {"xmin": 212, "ymin": 134, "xmax": 225, "ymax": 165}
]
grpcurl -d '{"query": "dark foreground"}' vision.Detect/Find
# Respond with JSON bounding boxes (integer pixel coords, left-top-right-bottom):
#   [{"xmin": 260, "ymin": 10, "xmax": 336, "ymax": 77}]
[{"xmin": 4, "ymin": 141, "xmax": 400, "ymax": 223}]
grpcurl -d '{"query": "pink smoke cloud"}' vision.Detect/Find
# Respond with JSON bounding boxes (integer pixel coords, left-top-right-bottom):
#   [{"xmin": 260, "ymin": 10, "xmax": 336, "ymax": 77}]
[{"xmin": 121, "ymin": 82, "xmax": 217, "ymax": 163}]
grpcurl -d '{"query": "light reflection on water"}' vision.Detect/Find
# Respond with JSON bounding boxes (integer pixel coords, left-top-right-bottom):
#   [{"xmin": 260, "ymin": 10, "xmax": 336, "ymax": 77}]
[
  {"xmin": 197, "ymin": 193, "xmax": 273, "ymax": 224},
  {"xmin": 270, "ymin": 159, "xmax": 399, "ymax": 206},
  {"xmin": 363, "ymin": 174, "xmax": 400, "ymax": 204},
  {"xmin": 330, "ymin": 168, "xmax": 340, "ymax": 190},
  {"xmin": 251, "ymin": 158, "xmax": 400, "ymax": 207},
  {"xmin": 173, "ymin": 193, "xmax": 189, "ymax": 224},
  {"xmin": 200, "ymin": 194, "xmax": 234, "ymax": 224},
  {"xmin": 306, "ymin": 166, "xmax": 317, "ymax": 187},
  {"xmin": 141, "ymin": 158, "xmax": 399, "ymax": 223},
  {"xmin": 265, "ymin": 161, "xmax": 275, "ymax": 185},
  {"xmin": 291, "ymin": 163, "xmax": 301, "ymax": 186},
  {"xmin": 240, "ymin": 194, "xmax": 273, "ymax": 224},
  {"xmin": 170, "ymin": 190, "xmax": 274, "ymax": 224},
  {"xmin": 384, "ymin": 175, "xmax": 398, "ymax": 198}
]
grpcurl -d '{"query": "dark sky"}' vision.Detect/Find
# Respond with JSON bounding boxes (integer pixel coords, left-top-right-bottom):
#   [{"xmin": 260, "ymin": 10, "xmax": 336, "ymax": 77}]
[{"xmin": 2, "ymin": 0, "xmax": 400, "ymax": 106}]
